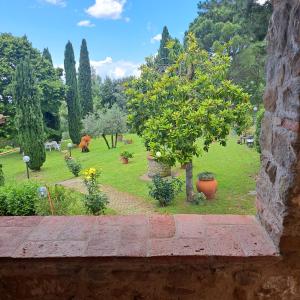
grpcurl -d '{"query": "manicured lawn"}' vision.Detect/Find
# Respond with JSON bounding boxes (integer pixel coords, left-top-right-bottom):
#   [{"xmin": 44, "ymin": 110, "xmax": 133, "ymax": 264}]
[{"xmin": 0, "ymin": 134, "xmax": 259, "ymax": 215}]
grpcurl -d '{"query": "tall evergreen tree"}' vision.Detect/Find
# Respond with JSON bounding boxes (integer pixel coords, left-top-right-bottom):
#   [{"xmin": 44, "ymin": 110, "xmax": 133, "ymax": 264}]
[
  {"xmin": 42, "ymin": 48, "xmax": 53, "ymax": 65},
  {"xmin": 64, "ymin": 41, "xmax": 81, "ymax": 144},
  {"xmin": 13, "ymin": 58, "xmax": 46, "ymax": 170},
  {"xmin": 78, "ymin": 39, "xmax": 93, "ymax": 117},
  {"xmin": 157, "ymin": 26, "xmax": 171, "ymax": 70},
  {"xmin": 41, "ymin": 47, "xmax": 65, "ymax": 141}
]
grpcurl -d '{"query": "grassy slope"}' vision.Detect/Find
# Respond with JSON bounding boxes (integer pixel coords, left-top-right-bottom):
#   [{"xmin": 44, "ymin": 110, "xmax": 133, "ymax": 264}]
[{"xmin": 0, "ymin": 134, "xmax": 259, "ymax": 215}]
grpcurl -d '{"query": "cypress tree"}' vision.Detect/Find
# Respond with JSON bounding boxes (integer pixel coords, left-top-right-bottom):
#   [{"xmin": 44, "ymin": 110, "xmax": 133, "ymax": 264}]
[
  {"xmin": 78, "ymin": 39, "xmax": 93, "ymax": 116},
  {"xmin": 157, "ymin": 26, "xmax": 171, "ymax": 70},
  {"xmin": 42, "ymin": 48, "xmax": 53, "ymax": 65},
  {"xmin": 13, "ymin": 58, "xmax": 46, "ymax": 170},
  {"xmin": 64, "ymin": 41, "xmax": 81, "ymax": 144}
]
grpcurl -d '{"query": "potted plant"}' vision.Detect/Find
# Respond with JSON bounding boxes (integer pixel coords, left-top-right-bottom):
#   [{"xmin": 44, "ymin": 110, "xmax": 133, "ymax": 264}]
[
  {"xmin": 147, "ymin": 151, "xmax": 171, "ymax": 178},
  {"xmin": 196, "ymin": 172, "xmax": 218, "ymax": 200},
  {"xmin": 120, "ymin": 151, "xmax": 134, "ymax": 164}
]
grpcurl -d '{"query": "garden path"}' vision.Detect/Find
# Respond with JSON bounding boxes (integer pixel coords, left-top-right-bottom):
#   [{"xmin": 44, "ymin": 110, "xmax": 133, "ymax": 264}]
[{"xmin": 58, "ymin": 178, "xmax": 156, "ymax": 215}]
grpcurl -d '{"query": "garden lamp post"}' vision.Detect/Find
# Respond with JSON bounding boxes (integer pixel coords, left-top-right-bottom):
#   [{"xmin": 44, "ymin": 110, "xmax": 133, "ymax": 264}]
[
  {"xmin": 67, "ymin": 143, "xmax": 73, "ymax": 157},
  {"xmin": 23, "ymin": 155, "xmax": 30, "ymax": 179}
]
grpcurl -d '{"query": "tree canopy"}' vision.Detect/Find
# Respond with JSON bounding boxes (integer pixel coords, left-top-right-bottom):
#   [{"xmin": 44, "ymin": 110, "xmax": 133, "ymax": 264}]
[{"xmin": 127, "ymin": 33, "xmax": 251, "ymax": 201}]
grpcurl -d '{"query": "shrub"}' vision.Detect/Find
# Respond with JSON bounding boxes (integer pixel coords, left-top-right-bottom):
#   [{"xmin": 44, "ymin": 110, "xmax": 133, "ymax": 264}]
[
  {"xmin": 35, "ymin": 185, "xmax": 86, "ymax": 216},
  {"xmin": 149, "ymin": 175, "xmax": 183, "ymax": 207},
  {"xmin": 66, "ymin": 158, "xmax": 82, "ymax": 177},
  {"xmin": 0, "ymin": 182, "xmax": 39, "ymax": 216},
  {"xmin": 83, "ymin": 168, "xmax": 108, "ymax": 215},
  {"xmin": 0, "ymin": 164, "xmax": 4, "ymax": 186},
  {"xmin": 0, "ymin": 187, "xmax": 9, "ymax": 215},
  {"xmin": 193, "ymin": 192, "xmax": 207, "ymax": 205}
]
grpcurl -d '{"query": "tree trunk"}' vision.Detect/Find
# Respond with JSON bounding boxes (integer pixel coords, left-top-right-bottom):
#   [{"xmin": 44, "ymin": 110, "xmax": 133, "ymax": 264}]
[
  {"xmin": 185, "ymin": 161, "xmax": 194, "ymax": 202},
  {"xmin": 114, "ymin": 133, "xmax": 118, "ymax": 148},
  {"xmin": 111, "ymin": 135, "xmax": 114, "ymax": 148},
  {"xmin": 102, "ymin": 134, "xmax": 110, "ymax": 149}
]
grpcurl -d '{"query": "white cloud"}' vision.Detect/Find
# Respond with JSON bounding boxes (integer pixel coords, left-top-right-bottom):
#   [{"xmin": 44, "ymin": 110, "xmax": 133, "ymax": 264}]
[
  {"xmin": 91, "ymin": 57, "xmax": 140, "ymax": 79},
  {"xmin": 151, "ymin": 33, "xmax": 162, "ymax": 44},
  {"xmin": 77, "ymin": 20, "xmax": 95, "ymax": 27},
  {"xmin": 43, "ymin": 0, "xmax": 66, "ymax": 7},
  {"xmin": 86, "ymin": 0, "xmax": 126, "ymax": 19}
]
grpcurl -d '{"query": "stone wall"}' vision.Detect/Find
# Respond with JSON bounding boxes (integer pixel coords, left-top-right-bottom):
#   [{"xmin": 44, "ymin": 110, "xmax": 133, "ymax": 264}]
[{"xmin": 256, "ymin": 0, "xmax": 300, "ymax": 253}]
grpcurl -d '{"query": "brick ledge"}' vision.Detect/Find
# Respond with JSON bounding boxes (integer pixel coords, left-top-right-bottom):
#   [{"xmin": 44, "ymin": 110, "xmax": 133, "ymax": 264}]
[{"xmin": 0, "ymin": 215, "xmax": 278, "ymax": 259}]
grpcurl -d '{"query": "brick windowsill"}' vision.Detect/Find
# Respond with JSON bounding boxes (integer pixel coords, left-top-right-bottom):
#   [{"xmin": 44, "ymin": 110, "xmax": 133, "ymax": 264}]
[{"xmin": 0, "ymin": 215, "xmax": 278, "ymax": 259}]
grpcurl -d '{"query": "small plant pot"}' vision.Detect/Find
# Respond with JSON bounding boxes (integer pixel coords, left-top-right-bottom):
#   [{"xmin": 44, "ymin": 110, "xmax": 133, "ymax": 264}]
[
  {"xmin": 196, "ymin": 179, "xmax": 218, "ymax": 200},
  {"xmin": 121, "ymin": 157, "xmax": 129, "ymax": 164}
]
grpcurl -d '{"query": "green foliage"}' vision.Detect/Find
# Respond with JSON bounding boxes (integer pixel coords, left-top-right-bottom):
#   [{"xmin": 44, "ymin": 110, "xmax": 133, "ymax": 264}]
[
  {"xmin": 78, "ymin": 39, "xmax": 93, "ymax": 117},
  {"xmin": 83, "ymin": 168, "xmax": 108, "ymax": 215},
  {"xmin": 0, "ymin": 182, "xmax": 39, "ymax": 216},
  {"xmin": 188, "ymin": 0, "xmax": 272, "ymax": 106},
  {"xmin": 66, "ymin": 158, "xmax": 82, "ymax": 177},
  {"xmin": 0, "ymin": 164, "xmax": 4, "ymax": 186},
  {"xmin": 193, "ymin": 192, "xmax": 207, "ymax": 205},
  {"xmin": 35, "ymin": 185, "xmax": 86, "ymax": 216},
  {"xmin": 82, "ymin": 104, "xmax": 127, "ymax": 149},
  {"xmin": 120, "ymin": 151, "xmax": 133, "ymax": 159},
  {"xmin": 197, "ymin": 171, "xmax": 215, "ymax": 181},
  {"xmin": 13, "ymin": 58, "xmax": 46, "ymax": 170},
  {"xmin": 149, "ymin": 175, "xmax": 183, "ymax": 207},
  {"xmin": 64, "ymin": 41, "xmax": 82, "ymax": 144},
  {"xmin": 255, "ymin": 108, "xmax": 265, "ymax": 153},
  {"xmin": 0, "ymin": 34, "xmax": 64, "ymax": 141},
  {"xmin": 128, "ymin": 33, "xmax": 251, "ymax": 200},
  {"xmin": 42, "ymin": 48, "xmax": 53, "ymax": 65},
  {"xmin": 95, "ymin": 76, "xmax": 132, "ymax": 110}
]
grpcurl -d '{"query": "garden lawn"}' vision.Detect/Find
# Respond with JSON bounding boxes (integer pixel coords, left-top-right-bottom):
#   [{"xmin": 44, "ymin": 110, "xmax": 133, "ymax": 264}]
[{"xmin": 0, "ymin": 134, "xmax": 259, "ymax": 215}]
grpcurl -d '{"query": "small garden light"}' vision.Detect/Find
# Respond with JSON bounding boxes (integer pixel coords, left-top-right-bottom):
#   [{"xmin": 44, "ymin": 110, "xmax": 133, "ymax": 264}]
[
  {"xmin": 23, "ymin": 155, "xmax": 30, "ymax": 179},
  {"xmin": 37, "ymin": 186, "xmax": 54, "ymax": 215},
  {"xmin": 67, "ymin": 143, "xmax": 73, "ymax": 157},
  {"xmin": 38, "ymin": 186, "xmax": 48, "ymax": 198}
]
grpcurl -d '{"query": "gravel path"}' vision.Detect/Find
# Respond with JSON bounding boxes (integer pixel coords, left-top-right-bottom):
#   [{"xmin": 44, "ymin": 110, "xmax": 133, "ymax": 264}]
[{"xmin": 58, "ymin": 178, "xmax": 156, "ymax": 215}]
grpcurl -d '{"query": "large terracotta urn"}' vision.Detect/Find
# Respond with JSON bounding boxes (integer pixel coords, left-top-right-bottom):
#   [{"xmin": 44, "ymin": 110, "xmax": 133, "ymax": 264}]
[{"xmin": 196, "ymin": 172, "xmax": 218, "ymax": 200}]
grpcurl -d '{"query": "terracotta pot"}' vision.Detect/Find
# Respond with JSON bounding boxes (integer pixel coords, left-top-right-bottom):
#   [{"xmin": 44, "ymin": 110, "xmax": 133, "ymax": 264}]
[
  {"xmin": 196, "ymin": 179, "xmax": 218, "ymax": 200},
  {"xmin": 121, "ymin": 157, "xmax": 129, "ymax": 164}
]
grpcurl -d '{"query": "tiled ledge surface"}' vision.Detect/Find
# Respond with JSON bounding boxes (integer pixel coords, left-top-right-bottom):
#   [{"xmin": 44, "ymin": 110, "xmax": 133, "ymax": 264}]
[{"xmin": 0, "ymin": 215, "xmax": 278, "ymax": 258}]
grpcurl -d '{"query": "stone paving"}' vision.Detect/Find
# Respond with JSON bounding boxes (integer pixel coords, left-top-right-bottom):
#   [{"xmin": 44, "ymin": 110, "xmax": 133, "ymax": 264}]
[
  {"xmin": 58, "ymin": 178, "xmax": 156, "ymax": 215},
  {"xmin": 0, "ymin": 215, "xmax": 278, "ymax": 258}
]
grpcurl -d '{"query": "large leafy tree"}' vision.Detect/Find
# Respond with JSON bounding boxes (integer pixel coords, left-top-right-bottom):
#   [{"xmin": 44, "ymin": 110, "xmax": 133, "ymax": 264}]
[
  {"xmin": 0, "ymin": 34, "xmax": 64, "ymax": 141},
  {"xmin": 64, "ymin": 41, "xmax": 82, "ymax": 144},
  {"xmin": 13, "ymin": 58, "xmax": 46, "ymax": 170},
  {"xmin": 127, "ymin": 33, "xmax": 251, "ymax": 202},
  {"xmin": 78, "ymin": 39, "xmax": 93, "ymax": 117},
  {"xmin": 188, "ymin": 0, "xmax": 272, "ymax": 106},
  {"xmin": 0, "ymin": 34, "xmax": 41, "ymax": 140}
]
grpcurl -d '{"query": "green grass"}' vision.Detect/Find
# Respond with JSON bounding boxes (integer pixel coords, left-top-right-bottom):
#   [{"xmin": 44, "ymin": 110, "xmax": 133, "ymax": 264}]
[{"xmin": 0, "ymin": 134, "xmax": 259, "ymax": 215}]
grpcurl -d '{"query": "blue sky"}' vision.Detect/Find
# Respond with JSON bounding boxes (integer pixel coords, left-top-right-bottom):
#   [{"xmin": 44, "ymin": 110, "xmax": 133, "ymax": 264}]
[{"xmin": 0, "ymin": 0, "xmax": 199, "ymax": 78}]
